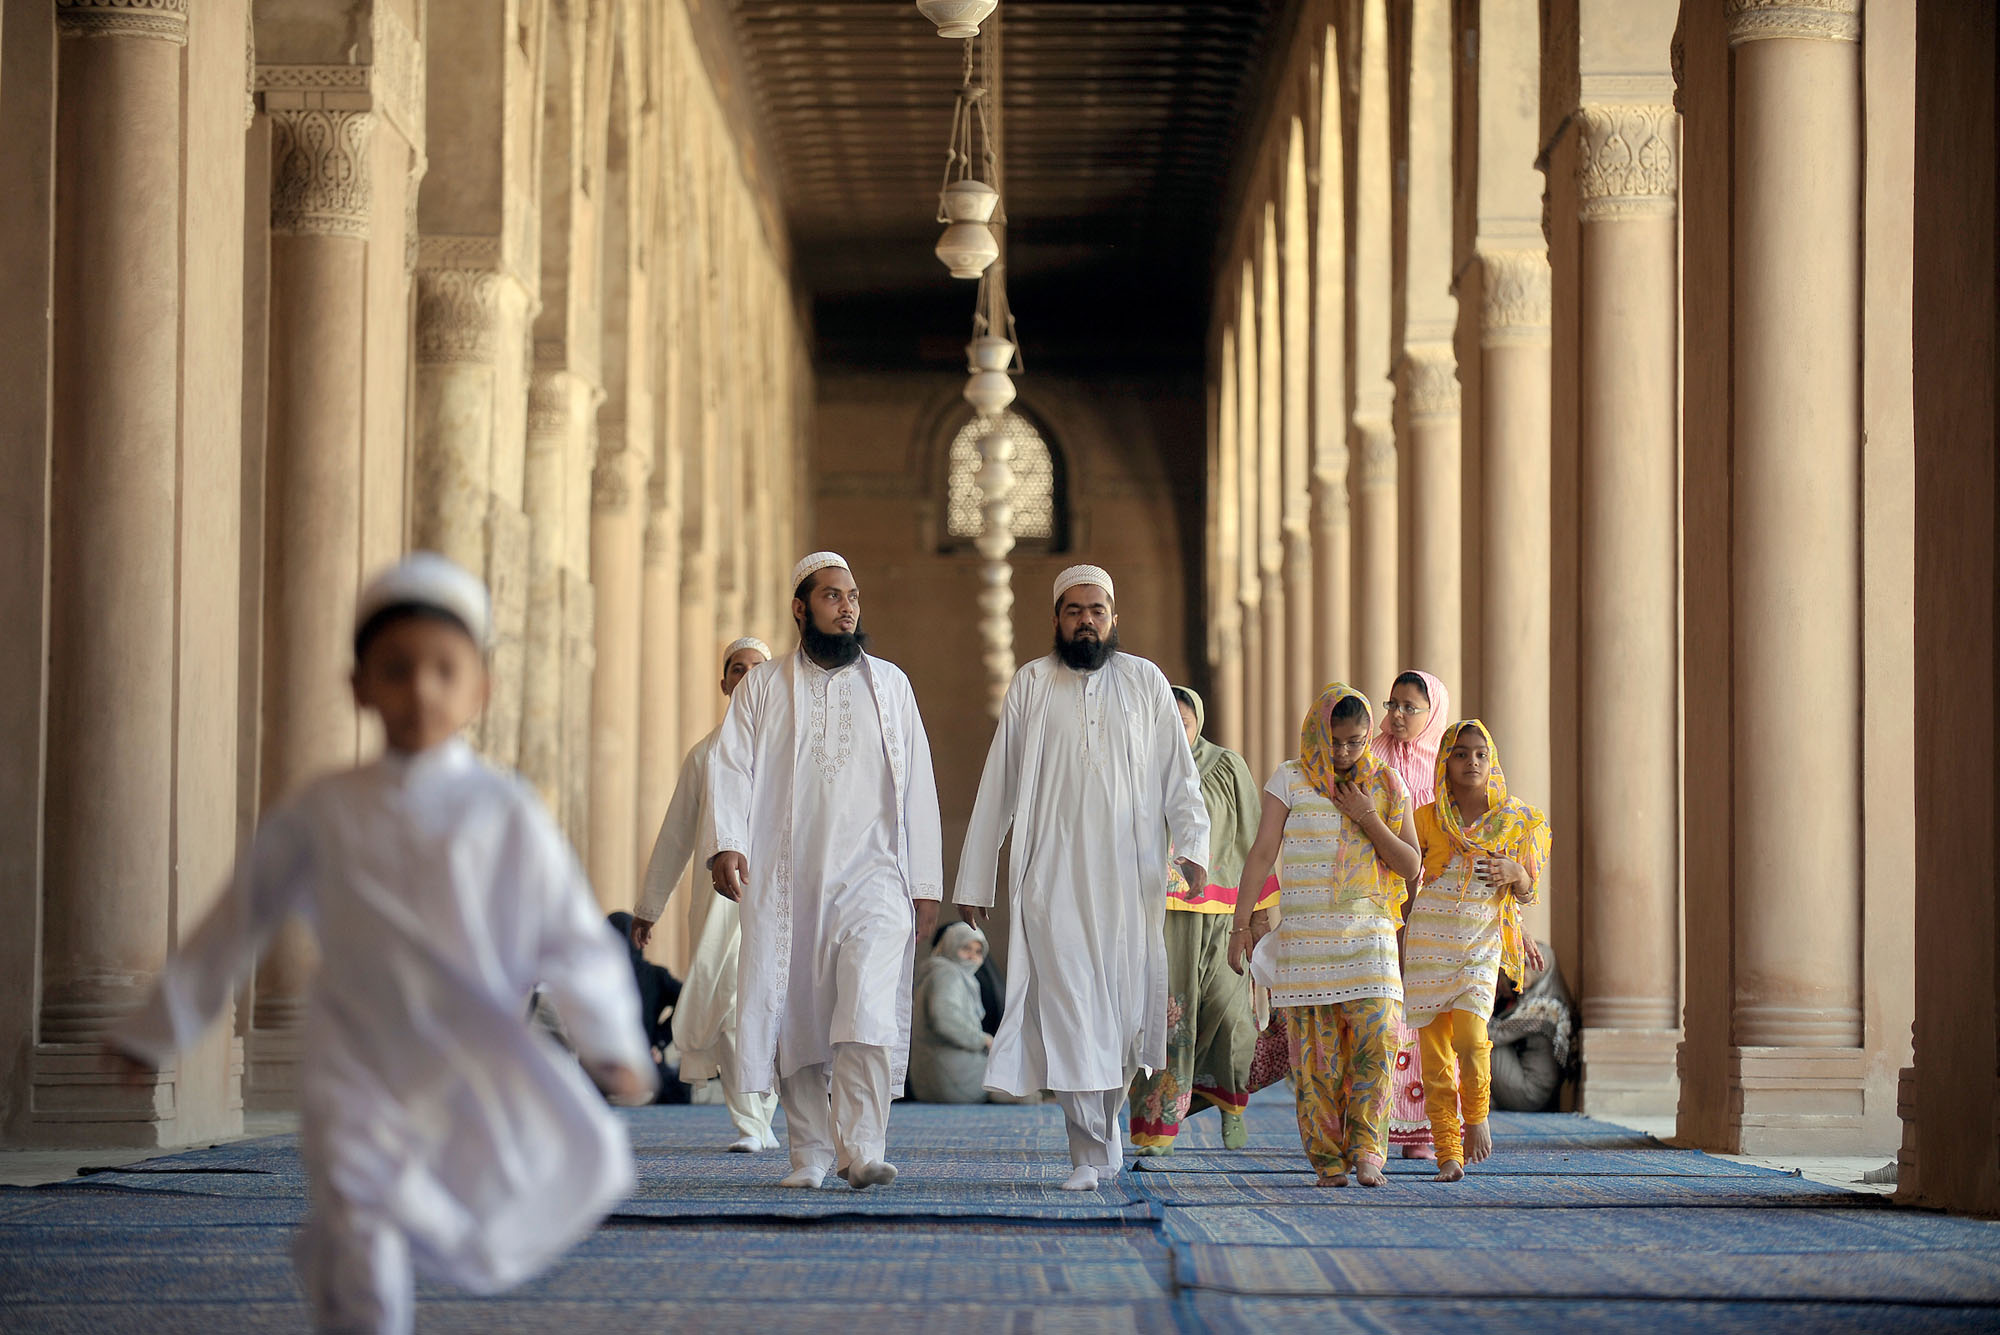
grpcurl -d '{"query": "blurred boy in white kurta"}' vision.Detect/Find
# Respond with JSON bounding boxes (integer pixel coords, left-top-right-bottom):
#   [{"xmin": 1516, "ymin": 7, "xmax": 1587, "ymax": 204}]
[{"xmin": 113, "ymin": 553, "xmax": 655, "ymax": 1335}]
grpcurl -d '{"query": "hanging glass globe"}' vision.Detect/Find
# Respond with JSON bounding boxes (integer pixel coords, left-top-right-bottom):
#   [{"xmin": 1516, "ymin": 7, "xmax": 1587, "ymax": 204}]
[
  {"xmin": 936, "ymin": 221, "xmax": 999, "ymax": 279},
  {"xmin": 964, "ymin": 368, "xmax": 1016, "ymax": 417},
  {"xmin": 916, "ymin": 0, "xmax": 997, "ymax": 39}
]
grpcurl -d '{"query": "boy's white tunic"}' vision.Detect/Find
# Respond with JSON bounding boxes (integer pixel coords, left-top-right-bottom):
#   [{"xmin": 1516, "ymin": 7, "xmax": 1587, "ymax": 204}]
[
  {"xmin": 113, "ymin": 740, "xmax": 649, "ymax": 1292},
  {"xmin": 955, "ymin": 652, "xmax": 1211, "ymax": 1096},
  {"xmin": 703, "ymin": 649, "xmax": 944, "ymax": 1094},
  {"xmin": 637, "ymin": 726, "xmax": 740, "ymax": 1083}
]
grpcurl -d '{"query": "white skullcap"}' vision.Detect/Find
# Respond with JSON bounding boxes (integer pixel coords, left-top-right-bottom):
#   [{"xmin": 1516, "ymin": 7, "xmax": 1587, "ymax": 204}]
[
  {"xmin": 355, "ymin": 551, "xmax": 491, "ymax": 647},
  {"xmin": 1053, "ymin": 564, "xmax": 1115, "ymax": 607},
  {"xmin": 722, "ymin": 636, "xmax": 771, "ymax": 667},
  {"xmin": 790, "ymin": 551, "xmax": 850, "ymax": 591}
]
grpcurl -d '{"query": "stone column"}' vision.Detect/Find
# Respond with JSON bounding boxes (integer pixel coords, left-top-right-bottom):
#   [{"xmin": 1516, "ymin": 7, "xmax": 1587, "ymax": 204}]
[
  {"xmin": 1476, "ymin": 247, "xmax": 1553, "ymax": 932},
  {"xmin": 1573, "ymin": 101, "xmax": 1682, "ymax": 1116},
  {"xmin": 1398, "ymin": 344, "xmax": 1462, "ymax": 689},
  {"xmin": 1349, "ymin": 397, "xmax": 1398, "ymax": 706},
  {"xmin": 1235, "ymin": 289, "xmax": 1265, "ymax": 777},
  {"xmin": 1725, "ymin": 0, "xmax": 1866, "ymax": 1144},
  {"xmin": 246, "ymin": 105, "xmax": 376, "ymax": 1109},
  {"xmin": 1257, "ymin": 213, "xmax": 1290, "ymax": 770},
  {"xmin": 1281, "ymin": 132, "xmax": 1315, "ymax": 721},
  {"xmin": 1212, "ymin": 333, "xmax": 1246, "ymax": 750},
  {"xmin": 1309, "ymin": 49, "xmax": 1349, "ymax": 686},
  {"xmin": 38, "ymin": 2, "xmax": 188, "ymax": 1126},
  {"xmin": 1907, "ymin": 0, "xmax": 2000, "ymax": 1212},
  {"xmin": 635, "ymin": 503, "xmax": 683, "ymax": 917},
  {"xmin": 587, "ymin": 423, "xmax": 647, "ymax": 913},
  {"xmin": 521, "ymin": 367, "xmax": 593, "ymax": 819}
]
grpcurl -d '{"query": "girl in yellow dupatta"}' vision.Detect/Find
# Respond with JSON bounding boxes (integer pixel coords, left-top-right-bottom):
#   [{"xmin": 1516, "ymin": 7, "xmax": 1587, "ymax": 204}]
[
  {"xmin": 1228, "ymin": 683, "xmax": 1421, "ymax": 1186},
  {"xmin": 1402, "ymin": 719, "xmax": 1552, "ymax": 1181}
]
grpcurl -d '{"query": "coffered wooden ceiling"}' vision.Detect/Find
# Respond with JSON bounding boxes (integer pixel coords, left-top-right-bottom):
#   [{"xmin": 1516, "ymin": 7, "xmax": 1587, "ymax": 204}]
[{"xmin": 720, "ymin": 0, "xmax": 1288, "ymax": 367}]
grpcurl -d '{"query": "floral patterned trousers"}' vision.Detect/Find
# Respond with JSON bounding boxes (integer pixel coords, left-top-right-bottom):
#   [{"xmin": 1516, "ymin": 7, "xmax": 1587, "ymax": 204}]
[
  {"xmin": 1129, "ymin": 912, "xmax": 1255, "ymax": 1149},
  {"xmin": 1283, "ymin": 996, "xmax": 1399, "ymax": 1176}
]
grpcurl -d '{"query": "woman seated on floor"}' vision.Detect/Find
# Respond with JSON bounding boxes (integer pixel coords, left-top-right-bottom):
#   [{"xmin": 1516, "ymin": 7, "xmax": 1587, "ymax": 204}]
[
  {"xmin": 908, "ymin": 922, "xmax": 993, "ymax": 1103},
  {"xmin": 1488, "ymin": 939, "xmax": 1578, "ymax": 1113}
]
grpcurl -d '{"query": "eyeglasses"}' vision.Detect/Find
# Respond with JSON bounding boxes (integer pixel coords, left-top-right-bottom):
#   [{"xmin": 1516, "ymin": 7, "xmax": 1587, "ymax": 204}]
[{"xmin": 1382, "ymin": 701, "xmax": 1426, "ymax": 717}]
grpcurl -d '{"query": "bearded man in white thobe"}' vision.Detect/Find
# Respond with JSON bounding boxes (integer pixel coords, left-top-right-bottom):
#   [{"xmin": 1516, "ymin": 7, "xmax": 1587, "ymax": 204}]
[
  {"xmin": 956, "ymin": 565, "xmax": 1211, "ymax": 1191},
  {"xmin": 705, "ymin": 552, "xmax": 945, "ymax": 1189},
  {"xmin": 632, "ymin": 635, "xmax": 779, "ymax": 1153}
]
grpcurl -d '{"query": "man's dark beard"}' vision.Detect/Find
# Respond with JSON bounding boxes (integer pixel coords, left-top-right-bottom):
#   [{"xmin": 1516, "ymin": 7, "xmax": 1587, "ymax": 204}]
[
  {"xmin": 1054, "ymin": 625, "xmax": 1119, "ymax": 672},
  {"xmin": 802, "ymin": 617, "xmax": 869, "ymax": 669}
]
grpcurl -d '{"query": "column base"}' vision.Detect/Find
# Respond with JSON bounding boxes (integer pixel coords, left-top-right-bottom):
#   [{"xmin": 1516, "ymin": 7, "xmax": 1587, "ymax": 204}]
[
  {"xmin": 1578, "ymin": 1027, "xmax": 1682, "ymax": 1118},
  {"xmin": 1893, "ymin": 1064, "xmax": 1918, "ymax": 1201},
  {"xmin": 27, "ymin": 1036, "xmax": 243, "ymax": 1148},
  {"xmin": 1723, "ymin": 1044, "xmax": 1870, "ymax": 1155},
  {"xmin": 244, "ymin": 1024, "xmax": 304, "ymax": 1112}
]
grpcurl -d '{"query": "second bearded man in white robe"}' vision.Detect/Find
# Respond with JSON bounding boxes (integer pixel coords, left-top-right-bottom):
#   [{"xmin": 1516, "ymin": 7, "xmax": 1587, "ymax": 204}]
[
  {"xmin": 704, "ymin": 552, "xmax": 945, "ymax": 1189},
  {"xmin": 955, "ymin": 565, "xmax": 1211, "ymax": 1191}
]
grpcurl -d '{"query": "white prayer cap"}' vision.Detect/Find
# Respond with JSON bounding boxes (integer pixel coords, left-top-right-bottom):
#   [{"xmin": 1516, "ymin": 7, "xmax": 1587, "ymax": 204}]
[
  {"xmin": 790, "ymin": 551, "xmax": 850, "ymax": 591},
  {"xmin": 1053, "ymin": 564, "xmax": 1116, "ymax": 607},
  {"xmin": 354, "ymin": 551, "xmax": 491, "ymax": 647},
  {"xmin": 722, "ymin": 636, "xmax": 771, "ymax": 668}
]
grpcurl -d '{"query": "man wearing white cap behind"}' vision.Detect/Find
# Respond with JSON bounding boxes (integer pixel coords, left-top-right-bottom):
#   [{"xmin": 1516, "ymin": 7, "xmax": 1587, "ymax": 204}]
[
  {"xmin": 956, "ymin": 565, "xmax": 1211, "ymax": 1190},
  {"xmin": 632, "ymin": 635, "xmax": 779, "ymax": 1153},
  {"xmin": 704, "ymin": 553, "xmax": 945, "ymax": 1189}
]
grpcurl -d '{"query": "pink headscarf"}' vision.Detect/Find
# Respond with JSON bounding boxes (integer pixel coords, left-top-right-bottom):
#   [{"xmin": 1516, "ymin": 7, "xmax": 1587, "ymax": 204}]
[{"xmin": 1371, "ymin": 669, "xmax": 1450, "ymax": 807}]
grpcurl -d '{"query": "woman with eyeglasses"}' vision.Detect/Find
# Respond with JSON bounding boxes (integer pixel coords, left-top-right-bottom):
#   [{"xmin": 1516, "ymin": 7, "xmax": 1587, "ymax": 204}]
[{"xmin": 1371, "ymin": 670, "xmax": 1451, "ymax": 1161}]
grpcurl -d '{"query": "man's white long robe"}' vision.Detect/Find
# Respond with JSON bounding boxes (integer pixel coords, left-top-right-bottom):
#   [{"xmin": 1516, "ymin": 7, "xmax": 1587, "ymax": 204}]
[
  {"xmin": 955, "ymin": 652, "xmax": 1211, "ymax": 1096},
  {"xmin": 638, "ymin": 726, "xmax": 740, "ymax": 1084},
  {"xmin": 703, "ymin": 650, "xmax": 944, "ymax": 1096},
  {"xmin": 114, "ymin": 740, "xmax": 649, "ymax": 1296}
]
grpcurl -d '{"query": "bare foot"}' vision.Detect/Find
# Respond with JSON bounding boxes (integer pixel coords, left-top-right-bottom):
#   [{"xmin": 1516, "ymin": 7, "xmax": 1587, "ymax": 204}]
[
  {"xmin": 1316, "ymin": 1172, "xmax": 1348, "ymax": 1188},
  {"xmin": 1434, "ymin": 1159, "xmax": 1465, "ymax": 1182},
  {"xmin": 1402, "ymin": 1143, "xmax": 1436, "ymax": 1161},
  {"xmin": 1464, "ymin": 1121, "xmax": 1493, "ymax": 1165},
  {"xmin": 1355, "ymin": 1163, "xmax": 1387, "ymax": 1188}
]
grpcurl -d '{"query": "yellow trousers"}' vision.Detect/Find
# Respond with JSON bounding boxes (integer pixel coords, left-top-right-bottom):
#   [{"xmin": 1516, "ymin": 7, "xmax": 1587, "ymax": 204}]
[{"xmin": 1417, "ymin": 1010, "xmax": 1491, "ymax": 1165}]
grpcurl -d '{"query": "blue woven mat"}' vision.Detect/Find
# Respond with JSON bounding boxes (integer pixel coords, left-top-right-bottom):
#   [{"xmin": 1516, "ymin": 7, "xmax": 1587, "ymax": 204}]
[
  {"xmin": 1131, "ymin": 1169, "xmax": 1866, "ymax": 1209},
  {"xmin": 1157, "ymin": 1203, "xmax": 2000, "ymax": 1251},
  {"xmin": 1186, "ymin": 1294, "xmax": 2000, "ymax": 1334},
  {"xmin": 7, "ymin": 1098, "xmax": 1996, "ymax": 1331},
  {"xmin": 1133, "ymin": 1147, "xmax": 1788, "ymax": 1177},
  {"xmin": 1174, "ymin": 1243, "xmax": 2000, "ymax": 1301}
]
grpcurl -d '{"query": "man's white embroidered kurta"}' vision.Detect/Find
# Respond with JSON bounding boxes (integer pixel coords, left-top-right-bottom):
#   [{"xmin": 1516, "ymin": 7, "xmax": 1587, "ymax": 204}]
[
  {"xmin": 114, "ymin": 739, "xmax": 649, "ymax": 1294},
  {"xmin": 955, "ymin": 653, "xmax": 1211, "ymax": 1096},
  {"xmin": 703, "ymin": 650, "xmax": 944, "ymax": 1095}
]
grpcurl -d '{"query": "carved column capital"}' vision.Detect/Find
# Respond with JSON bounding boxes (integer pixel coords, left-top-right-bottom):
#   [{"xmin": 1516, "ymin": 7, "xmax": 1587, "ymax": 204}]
[
  {"xmin": 1353, "ymin": 417, "xmax": 1397, "ymax": 491},
  {"xmin": 1725, "ymin": 0, "xmax": 1860, "ymax": 46},
  {"xmin": 414, "ymin": 267, "xmax": 503, "ymax": 364},
  {"xmin": 269, "ymin": 109, "xmax": 374, "ymax": 238},
  {"xmin": 592, "ymin": 439, "xmax": 648, "ymax": 515},
  {"xmin": 56, "ymin": 0, "xmax": 186, "ymax": 43},
  {"xmin": 1397, "ymin": 345, "xmax": 1461, "ymax": 424},
  {"xmin": 643, "ymin": 507, "xmax": 676, "ymax": 566},
  {"xmin": 1479, "ymin": 248, "xmax": 1553, "ymax": 346},
  {"xmin": 527, "ymin": 370, "xmax": 571, "ymax": 439},
  {"xmin": 1576, "ymin": 103, "xmax": 1679, "ymax": 223}
]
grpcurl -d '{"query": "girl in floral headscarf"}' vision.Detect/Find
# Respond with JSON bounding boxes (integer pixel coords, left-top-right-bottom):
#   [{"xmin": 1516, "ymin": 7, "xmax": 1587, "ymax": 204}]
[
  {"xmin": 1372, "ymin": 670, "xmax": 1450, "ymax": 1161},
  {"xmin": 1227, "ymin": 683, "xmax": 1421, "ymax": 1187},
  {"xmin": 1403, "ymin": 719, "xmax": 1552, "ymax": 1182}
]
